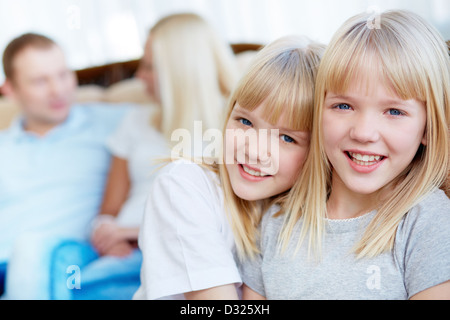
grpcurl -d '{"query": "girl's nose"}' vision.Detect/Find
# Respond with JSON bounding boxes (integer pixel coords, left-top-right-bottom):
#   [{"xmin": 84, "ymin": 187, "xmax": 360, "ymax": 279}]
[
  {"xmin": 246, "ymin": 129, "xmax": 278, "ymax": 173},
  {"xmin": 349, "ymin": 113, "xmax": 380, "ymax": 143},
  {"xmin": 245, "ymin": 130, "xmax": 260, "ymax": 165}
]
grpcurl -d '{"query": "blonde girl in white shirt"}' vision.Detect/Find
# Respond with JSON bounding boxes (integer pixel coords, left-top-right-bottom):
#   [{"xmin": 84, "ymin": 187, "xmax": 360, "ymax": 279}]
[
  {"xmin": 51, "ymin": 13, "xmax": 239, "ymax": 300},
  {"xmin": 133, "ymin": 36, "xmax": 325, "ymax": 300},
  {"xmin": 92, "ymin": 13, "xmax": 238, "ymax": 258}
]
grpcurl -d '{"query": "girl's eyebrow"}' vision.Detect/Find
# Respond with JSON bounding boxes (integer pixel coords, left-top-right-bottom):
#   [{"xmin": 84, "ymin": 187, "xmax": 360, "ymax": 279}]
[
  {"xmin": 232, "ymin": 105, "xmax": 252, "ymax": 115},
  {"xmin": 325, "ymin": 93, "xmax": 412, "ymax": 107},
  {"xmin": 325, "ymin": 93, "xmax": 351, "ymax": 101},
  {"xmin": 325, "ymin": 93, "xmax": 360, "ymax": 104}
]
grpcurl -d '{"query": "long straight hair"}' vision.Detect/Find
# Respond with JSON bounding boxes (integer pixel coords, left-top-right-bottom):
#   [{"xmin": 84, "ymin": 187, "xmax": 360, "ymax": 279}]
[
  {"xmin": 218, "ymin": 36, "xmax": 325, "ymax": 259},
  {"xmin": 279, "ymin": 10, "xmax": 450, "ymax": 259},
  {"xmin": 150, "ymin": 13, "xmax": 239, "ymax": 140}
]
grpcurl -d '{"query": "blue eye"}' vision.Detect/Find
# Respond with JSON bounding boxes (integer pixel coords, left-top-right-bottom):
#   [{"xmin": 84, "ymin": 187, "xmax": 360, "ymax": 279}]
[
  {"xmin": 336, "ymin": 103, "xmax": 351, "ymax": 110},
  {"xmin": 281, "ymin": 135, "xmax": 295, "ymax": 143},
  {"xmin": 388, "ymin": 109, "xmax": 404, "ymax": 116},
  {"xmin": 239, "ymin": 118, "xmax": 252, "ymax": 126}
]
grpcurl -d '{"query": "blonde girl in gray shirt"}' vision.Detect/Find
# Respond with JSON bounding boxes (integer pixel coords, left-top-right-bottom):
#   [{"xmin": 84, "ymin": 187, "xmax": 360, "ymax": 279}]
[{"xmin": 241, "ymin": 10, "xmax": 450, "ymax": 300}]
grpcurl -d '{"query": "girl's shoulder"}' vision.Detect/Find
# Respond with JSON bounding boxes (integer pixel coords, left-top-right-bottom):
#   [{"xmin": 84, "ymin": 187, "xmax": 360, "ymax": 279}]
[
  {"xmin": 395, "ymin": 188, "xmax": 450, "ymax": 298},
  {"xmin": 156, "ymin": 159, "xmax": 221, "ymax": 191},
  {"xmin": 403, "ymin": 188, "xmax": 449, "ymax": 225},
  {"xmin": 159, "ymin": 158, "xmax": 217, "ymax": 175},
  {"xmin": 397, "ymin": 188, "xmax": 450, "ymax": 245}
]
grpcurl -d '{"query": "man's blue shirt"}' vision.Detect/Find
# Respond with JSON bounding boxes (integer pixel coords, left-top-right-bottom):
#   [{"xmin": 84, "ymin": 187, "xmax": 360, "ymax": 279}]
[{"xmin": 0, "ymin": 103, "xmax": 129, "ymax": 262}]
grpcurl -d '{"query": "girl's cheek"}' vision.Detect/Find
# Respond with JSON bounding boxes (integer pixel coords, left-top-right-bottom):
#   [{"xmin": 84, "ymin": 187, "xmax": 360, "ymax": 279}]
[
  {"xmin": 224, "ymin": 129, "xmax": 245, "ymax": 164},
  {"xmin": 223, "ymin": 131, "xmax": 235, "ymax": 165},
  {"xmin": 283, "ymin": 146, "xmax": 308, "ymax": 177}
]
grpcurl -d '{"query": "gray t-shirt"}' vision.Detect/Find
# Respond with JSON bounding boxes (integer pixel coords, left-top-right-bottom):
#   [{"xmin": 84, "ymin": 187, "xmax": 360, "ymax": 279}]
[{"xmin": 240, "ymin": 189, "xmax": 450, "ymax": 300}]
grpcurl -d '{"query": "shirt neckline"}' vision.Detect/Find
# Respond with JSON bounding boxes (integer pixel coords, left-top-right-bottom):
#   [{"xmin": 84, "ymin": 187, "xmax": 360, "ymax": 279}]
[
  {"xmin": 9, "ymin": 105, "xmax": 85, "ymax": 141},
  {"xmin": 324, "ymin": 210, "xmax": 377, "ymax": 234}
]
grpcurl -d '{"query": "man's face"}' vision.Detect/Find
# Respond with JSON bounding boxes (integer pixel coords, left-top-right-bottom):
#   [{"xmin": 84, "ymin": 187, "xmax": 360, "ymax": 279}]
[{"xmin": 7, "ymin": 45, "xmax": 77, "ymax": 131}]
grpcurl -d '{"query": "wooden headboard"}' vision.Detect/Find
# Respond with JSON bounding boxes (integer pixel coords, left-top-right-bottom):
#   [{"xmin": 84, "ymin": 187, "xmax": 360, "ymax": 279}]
[{"xmin": 75, "ymin": 43, "xmax": 263, "ymax": 87}]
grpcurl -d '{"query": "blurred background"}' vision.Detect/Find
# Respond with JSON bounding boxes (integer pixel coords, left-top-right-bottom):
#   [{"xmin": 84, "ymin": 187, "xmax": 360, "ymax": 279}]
[{"xmin": 0, "ymin": 0, "xmax": 448, "ymax": 83}]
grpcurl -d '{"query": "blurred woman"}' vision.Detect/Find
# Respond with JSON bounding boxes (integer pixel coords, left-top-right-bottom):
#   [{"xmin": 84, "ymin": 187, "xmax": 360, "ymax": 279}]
[{"xmin": 52, "ymin": 13, "xmax": 239, "ymax": 300}]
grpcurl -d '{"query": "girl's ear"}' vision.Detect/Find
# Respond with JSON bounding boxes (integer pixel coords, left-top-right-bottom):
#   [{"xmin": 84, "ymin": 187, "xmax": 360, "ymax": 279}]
[{"xmin": 421, "ymin": 130, "xmax": 427, "ymax": 146}]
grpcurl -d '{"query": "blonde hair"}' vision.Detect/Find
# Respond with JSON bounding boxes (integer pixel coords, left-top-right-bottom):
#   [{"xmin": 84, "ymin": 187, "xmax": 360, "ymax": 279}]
[
  {"xmin": 218, "ymin": 36, "xmax": 325, "ymax": 259},
  {"xmin": 280, "ymin": 10, "xmax": 450, "ymax": 259},
  {"xmin": 150, "ymin": 13, "xmax": 238, "ymax": 140}
]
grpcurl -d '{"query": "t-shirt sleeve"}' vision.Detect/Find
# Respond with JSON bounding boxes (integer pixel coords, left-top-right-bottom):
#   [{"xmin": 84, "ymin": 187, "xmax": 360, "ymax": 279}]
[
  {"xmin": 239, "ymin": 210, "xmax": 276, "ymax": 298},
  {"xmin": 138, "ymin": 162, "xmax": 241, "ymax": 299},
  {"xmin": 398, "ymin": 189, "xmax": 450, "ymax": 298},
  {"xmin": 240, "ymin": 251, "xmax": 266, "ymax": 297},
  {"xmin": 105, "ymin": 107, "xmax": 138, "ymax": 159}
]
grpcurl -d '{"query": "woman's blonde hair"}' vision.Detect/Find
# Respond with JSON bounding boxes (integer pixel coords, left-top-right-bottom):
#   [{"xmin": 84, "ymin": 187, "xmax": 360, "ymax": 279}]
[
  {"xmin": 217, "ymin": 36, "xmax": 325, "ymax": 259},
  {"xmin": 150, "ymin": 13, "xmax": 238, "ymax": 140},
  {"xmin": 279, "ymin": 10, "xmax": 450, "ymax": 259}
]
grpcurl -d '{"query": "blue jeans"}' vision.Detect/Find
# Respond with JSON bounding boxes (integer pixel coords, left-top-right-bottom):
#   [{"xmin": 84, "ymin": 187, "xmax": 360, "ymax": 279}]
[
  {"xmin": 0, "ymin": 262, "xmax": 6, "ymax": 297},
  {"xmin": 50, "ymin": 240, "xmax": 142, "ymax": 300},
  {"xmin": 4, "ymin": 235, "xmax": 141, "ymax": 300},
  {"xmin": 5, "ymin": 233, "xmax": 73, "ymax": 300}
]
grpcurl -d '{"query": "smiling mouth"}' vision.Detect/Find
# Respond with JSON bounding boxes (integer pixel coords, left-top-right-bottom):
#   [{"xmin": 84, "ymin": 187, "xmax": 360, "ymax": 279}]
[
  {"xmin": 240, "ymin": 164, "xmax": 271, "ymax": 177},
  {"xmin": 346, "ymin": 151, "xmax": 386, "ymax": 166}
]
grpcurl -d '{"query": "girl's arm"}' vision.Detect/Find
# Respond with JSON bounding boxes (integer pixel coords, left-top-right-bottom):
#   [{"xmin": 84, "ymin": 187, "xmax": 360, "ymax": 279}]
[
  {"xmin": 242, "ymin": 284, "xmax": 266, "ymax": 300},
  {"xmin": 99, "ymin": 156, "xmax": 131, "ymax": 217},
  {"xmin": 410, "ymin": 280, "xmax": 450, "ymax": 300},
  {"xmin": 184, "ymin": 284, "xmax": 239, "ymax": 300},
  {"xmin": 139, "ymin": 162, "xmax": 243, "ymax": 300}
]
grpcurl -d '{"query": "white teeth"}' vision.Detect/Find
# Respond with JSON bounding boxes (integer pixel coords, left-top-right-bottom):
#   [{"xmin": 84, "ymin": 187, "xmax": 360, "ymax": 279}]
[
  {"xmin": 348, "ymin": 152, "xmax": 383, "ymax": 166},
  {"xmin": 242, "ymin": 165, "xmax": 269, "ymax": 177}
]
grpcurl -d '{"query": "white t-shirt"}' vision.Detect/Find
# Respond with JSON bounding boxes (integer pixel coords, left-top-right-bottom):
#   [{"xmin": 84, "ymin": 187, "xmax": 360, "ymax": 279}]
[
  {"xmin": 107, "ymin": 106, "xmax": 170, "ymax": 227},
  {"xmin": 133, "ymin": 159, "xmax": 242, "ymax": 300}
]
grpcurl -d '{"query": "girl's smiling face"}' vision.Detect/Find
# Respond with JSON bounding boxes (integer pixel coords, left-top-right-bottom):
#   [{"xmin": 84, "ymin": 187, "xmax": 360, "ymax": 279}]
[
  {"xmin": 225, "ymin": 103, "xmax": 310, "ymax": 201},
  {"xmin": 322, "ymin": 71, "xmax": 427, "ymax": 197}
]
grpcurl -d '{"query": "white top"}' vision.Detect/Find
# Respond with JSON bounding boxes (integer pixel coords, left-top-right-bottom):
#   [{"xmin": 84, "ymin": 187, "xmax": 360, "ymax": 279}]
[
  {"xmin": 107, "ymin": 106, "xmax": 170, "ymax": 227},
  {"xmin": 133, "ymin": 159, "xmax": 242, "ymax": 300}
]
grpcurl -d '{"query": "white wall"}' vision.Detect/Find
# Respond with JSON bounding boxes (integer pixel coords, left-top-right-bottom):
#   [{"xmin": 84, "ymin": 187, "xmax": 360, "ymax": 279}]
[{"xmin": 0, "ymin": 0, "xmax": 448, "ymax": 83}]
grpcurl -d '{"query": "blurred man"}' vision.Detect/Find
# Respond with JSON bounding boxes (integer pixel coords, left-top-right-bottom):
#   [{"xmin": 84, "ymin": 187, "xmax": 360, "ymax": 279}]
[{"xmin": 0, "ymin": 33, "xmax": 129, "ymax": 299}]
